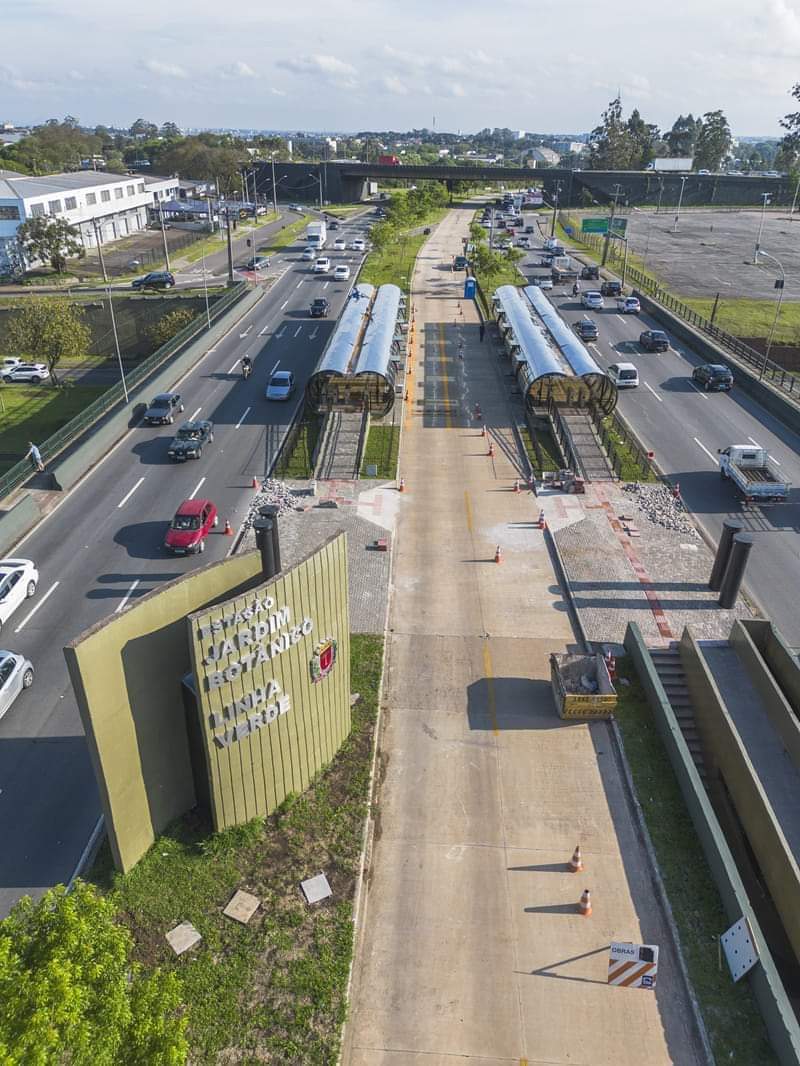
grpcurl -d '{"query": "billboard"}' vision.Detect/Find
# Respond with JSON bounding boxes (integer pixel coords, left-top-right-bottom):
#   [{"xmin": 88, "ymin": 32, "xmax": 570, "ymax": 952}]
[{"xmin": 188, "ymin": 533, "xmax": 350, "ymax": 830}]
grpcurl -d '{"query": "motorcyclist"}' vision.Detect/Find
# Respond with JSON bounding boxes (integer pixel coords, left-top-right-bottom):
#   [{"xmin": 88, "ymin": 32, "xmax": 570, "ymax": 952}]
[
  {"xmin": 242, "ymin": 355, "xmax": 252, "ymax": 379},
  {"xmin": 572, "ymin": 281, "xmax": 581, "ymax": 297}
]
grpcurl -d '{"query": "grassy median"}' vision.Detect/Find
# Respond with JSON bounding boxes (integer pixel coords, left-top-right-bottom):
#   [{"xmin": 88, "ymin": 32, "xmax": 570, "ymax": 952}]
[
  {"xmin": 0, "ymin": 384, "xmax": 107, "ymax": 474},
  {"xmin": 90, "ymin": 633, "xmax": 384, "ymax": 1065},
  {"xmin": 360, "ymin": 424, "xmax": 400, "ymax": 479}
]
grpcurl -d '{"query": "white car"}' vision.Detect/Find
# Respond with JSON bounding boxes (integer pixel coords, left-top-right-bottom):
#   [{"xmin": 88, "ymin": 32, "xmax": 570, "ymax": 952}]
[
  {"xmin": 0, "ymin": 650, "xmax": 34, "ymax": 721},
  {"xmin": 313, "ymin": 257, "xmax": 331, "ymax": 274},
  {"xmin": 334, "ymin": 265, "xmax": 351, "ymax": 281},
  {"xmin": 2, "ymin": 363, "xmax": 49, "ymax": 384},
  {"xmin": 301, "ymin": 247, "xmax": 316, "ymax": 261},
  {"xmin": 265, "ymin": 370, "xmax": 295, "ymax": 401},
  {"xmin": 351, "ymin": 238, "xmax": 366, "ymax": 252},
  {"xmin": 581, "ymin": 291, "xmax": 604, "ymax": 310},
  {"xmin": 1, "ymin": 357, "xmax": 23, "ymax": 371},
  {"xmin": 608, "ymin": 362, "xmax": 639, "ymax": 388},
  {"xmin": 333, "ymin": 238, "xmax": 347, "ymax": 250},
  {"xmin": 617, "ymin": 296, "xmax": 641, "ymax": 314},
  {"xmin": 535, "ymin": 277, "xmax": 554, "ymax": 290},
  {"xmin": 0, "ymin": 559, "xmax": 38, "ymax": 632}
]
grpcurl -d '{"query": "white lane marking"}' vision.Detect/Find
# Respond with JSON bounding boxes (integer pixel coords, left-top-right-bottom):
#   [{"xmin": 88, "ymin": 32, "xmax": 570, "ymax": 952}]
[
  {"xmin": 280, "ymin": 299, "xmax": 289, "ymax": 310},
  {"xmin": 239, "ymin": 325, "xmax": 253, "ymax": 338},
  {"xmin": 771, "ymin": 456, "xmax": 782, "ymax": 466},
  {"xmin": 258, "ymin": 326, "xmax": 269, "ymax": 336},
  {"xmin": 118, "ymin": 476, "xmax": 145, "ymax": 509},
  {"xmin": 616, "ymin": 314, "xmax": 626, "ymax": 323},
  {"xmin": 748, "ymin": 436, "xmax": 760, "ymax": 447},
  {"xmin": 235, "ymin": 406, "xmax": 251, "ymax": 430},
  {"xmin": 644, "ymin": 382, "xmax": 663, "ymax": 403},
  {"xmin": 115, "ymin": 579, "xmax": 140, "ymax": 614},
  {"xmin": 309, "ymin": 327, "xmax": 319, "ymax": 340},
  {"xmin": 188, "ymin": 476, "xmax": 206, "ymax": 500},
  {"xmin": 189, "ymin": 406, "xmax": 202, "ymax": 421},
  {"xmin": 749, "ymin": 438, "xmax": 782, "ymax": 465},
  {"xmin": 13, "ymin": 580, "xmax": 59, "ymax": 633},
  {"xmin": 228, "ymin": 358, "xmax": 240, "ymax": 373},
  {"xmin": 689, "ymin": 381, "xmax": 708, "ymax": 399},
  {"xmin": 694, "ymin": 437, "xmax": 718, "ymax": 464},
  {"xmin": 271, "ymin": 360, "xmax": 280, "ymax": 374},
  {"xmin": 293, "ymin": 326, "xmax": 302, "ymax": 337},
  {"xmin": 296, "ymin": 280, "xmax": 304, "ymax": 289},
  {"xmin": 275, "ymin": 327, "xmax": 286, "ymax": 338},
  {"xmin": 322, "ymin": 281, "xmax": 330, "ymax": 290}
]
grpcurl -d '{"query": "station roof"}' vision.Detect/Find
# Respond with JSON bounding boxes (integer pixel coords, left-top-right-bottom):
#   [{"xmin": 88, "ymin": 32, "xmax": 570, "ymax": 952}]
[
  {"xmin": 523, "ymin": 285, "xmax": 604, "ymax": 378},
  {"xmin": 493, "ymin": 285, "xmax": 566, "ymax": 380},
  {"xmin": 357, "ymin": 284, "xmax": 402, "ymax": 378},
  {"xmin": 314, "ymin": 285, "xmax": 375, "ymax": 377}
]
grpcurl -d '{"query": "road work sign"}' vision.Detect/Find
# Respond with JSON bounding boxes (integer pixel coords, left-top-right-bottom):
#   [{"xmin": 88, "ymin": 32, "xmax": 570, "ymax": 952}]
[{"xmin": 607, "ymin": 941, "xmax": 659, "ymax": 989}]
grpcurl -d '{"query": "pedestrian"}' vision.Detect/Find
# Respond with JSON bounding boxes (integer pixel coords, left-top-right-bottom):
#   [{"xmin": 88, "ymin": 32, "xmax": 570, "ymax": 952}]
[
  {"xmin": 352, "ymin": 286, "xmax": 361, "ymax": 301},
  {"xmin": 479, "ymin": 321, "xmax": 486, "ymax": 342},
  {"xmin": 27, "ymin": 441, "xmax": 44, "ymax": 472}
]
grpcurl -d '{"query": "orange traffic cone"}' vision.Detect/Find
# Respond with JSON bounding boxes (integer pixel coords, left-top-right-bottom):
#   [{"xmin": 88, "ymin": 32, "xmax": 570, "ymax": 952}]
[
  {"xmin": 513, "ymin": 479, "xmax": 520, "ymax": 493},
  {"xmin": 398, "ymin": 477, "xmax": 405, "ymax": 492},
  {"xmin": 481, "ymin": 424, "xmax": 487, "ymax": 438},
  {"xmin": 252, "ymin": 476, "xmax": 260, "ymax": 490},
  {"xmin": 488, "ymin": 440, "xmax": 495, "ymax": 458},
  {"xmin": 224, "ymin": 519, "xmax": 233, "ymax": 536},
  {"xmin": 569, "ymin": 845, "xmax": 583, "ymax": 873},
  {"xmin": 494, "ymin": 544, "xmax": 502, "ymax": 564},
  {"xmin": 578, "ymin": 889, "xmax": 592, "ymax": 917},
  {"xmin": 538, "ymin": 509, "xmax": 546, "ymax": 529},
  {"xmin": 605, "ymin": 650, "xmax": 617, "ymax": 682}
]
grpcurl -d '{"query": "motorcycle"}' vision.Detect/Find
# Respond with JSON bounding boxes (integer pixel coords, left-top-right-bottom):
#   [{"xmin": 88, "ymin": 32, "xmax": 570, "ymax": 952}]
[{"xmin": 242, "ymin": 362, "xmax": 252, "ymax": 380}]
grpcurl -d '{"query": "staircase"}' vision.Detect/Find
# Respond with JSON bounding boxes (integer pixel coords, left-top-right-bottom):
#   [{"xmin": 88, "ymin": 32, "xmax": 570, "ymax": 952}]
[
  {"xmin": 648, "ymin": 644, "xmax": 707, "ymax": 785},
  {"xmin": 555, "ymin": 407, "xmax": 613, "ymax": 481},
  {"xmin": 315, "ymin": 411, "xmax": 364, "ymax": 480}
]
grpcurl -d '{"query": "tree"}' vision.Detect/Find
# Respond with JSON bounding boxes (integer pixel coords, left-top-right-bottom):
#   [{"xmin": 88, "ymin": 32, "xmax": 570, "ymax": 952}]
[
  {"xmin": 664, "ymin": 115, "xmax": 702, "ymax": 158},
  {"xmin": 777, "ymin": 83, "xmax": 800, "ymax": 169},
  {"xmin": 15, "ymin": 216, "xmax": 84, "ymax": 273},
  {"xmin": 130, "ymin": 118, "xmax": 158, "ymax": 139},
  {"xmin": 694, "ymin": 111, "xmax": 732, "ymax": 172},
  {"xmin": 0, "ymin": 881, "xmax": 188, "ymax": 1065},
  {"xmin": 588, "ymin": 96, "xmax": 637, "ymax": 170},
  {"xmin": 160, "ymin": 122, "xmax": 181, "ymax": 140},
  {"xmin": 6, "ymin": 296, "xmax": 91, "ymax": 384},
  {"xmin": 148, "ymin": 307, "xmax": 196, "ymax": 348}
]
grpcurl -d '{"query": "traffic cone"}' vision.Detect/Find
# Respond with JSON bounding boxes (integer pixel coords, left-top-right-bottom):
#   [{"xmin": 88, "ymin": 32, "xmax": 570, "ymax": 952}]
[
  {"xmin": 488, "ymin": 440, "xmax": 495, "ymax": 458},
  {"xmin": 672, "ymin": 482, "xmax": 681, "ymax": 498},
  {"xmin": 481, "ymin": 424, "xmax": 486, "ymax": 438},
  {"xmin": 494, "ymin": 544, "xmax": 502, "ymax": 564},
  {"xmin": 398, "ymin": 477, "xmax": 405, "ymax": 492},
  {"xmin": 538, "ymin": 509, "xmax": 546, "ymax": 529},
  {"xmin": 513, "ymin": 479, "xmax": 520, "ymax": 493},
  {"xmin": 252, "ymin": 476, "xmax": 260, "ymax": 490},
  {"xmin": 404, "ymin": 389, "xmax": 409, "ymax": 402},
  {"xmin": 224, "ymin": 519, "xmax": 233, "ymax": 536},
  {"xmin": 578, "ymin": 889, "xmax": 592, "ymax": 917},
  {"xmin": 569, "ymin": 845, "xmax": 583, "ymax": 873},
  {"xmin": 605, "ymin": 650, "xmax": 617, "ymax": 682}
]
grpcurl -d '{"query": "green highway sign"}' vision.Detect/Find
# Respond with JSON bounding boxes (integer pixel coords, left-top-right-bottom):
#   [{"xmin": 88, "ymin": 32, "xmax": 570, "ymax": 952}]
[
  {"xmin": 582, "ymin": 217, "xmax": 608, "ymax": 234},
  {"xmin": 610, "ymin": 217, "xmax": 628, "ymax": 236}
]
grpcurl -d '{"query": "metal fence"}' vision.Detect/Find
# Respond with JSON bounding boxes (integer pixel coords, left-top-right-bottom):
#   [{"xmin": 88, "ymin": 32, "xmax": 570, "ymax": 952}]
[
  {"xmin": 0, "ymin": 282, "xmax": 247, "ymax": 503},
  {"xmin": 593, "ymin": 406, "xmax": 656, "ymax": 481},
  {"xmin": 557, "ymin": 211, "xmax": 800, "ymax": 401}
]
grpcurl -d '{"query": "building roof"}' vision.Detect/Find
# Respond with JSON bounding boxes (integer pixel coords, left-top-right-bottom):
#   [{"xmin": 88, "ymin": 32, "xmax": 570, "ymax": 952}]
[{"xmin": 0, "ymin": 170, "xmax": 145, "ymax": 201}]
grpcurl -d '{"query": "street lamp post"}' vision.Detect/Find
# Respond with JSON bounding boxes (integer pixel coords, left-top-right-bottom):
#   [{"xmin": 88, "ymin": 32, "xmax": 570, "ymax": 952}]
[
  {"xmin": 756, "ymin": 249, "xmax": 785, "ymax": 377},
  {"xmin": 672, "ymin": 176, "xmax": 688, "ymax": 232},
  {"xmin": 270, "ymin": 153, "xmax": 278, "ymax": 216},
  {"xmin": 105, "ymin": 287, "xmax": 128, "ymax": 403},
  {"xmin": 549, "ymin": 180, "xmax": 561, "ymax": 237},
  {"xmin": 791, "ymin": 176, "xmax": 800, "ymax": 217},
  {"xmin": 753, "ymin": 192, "xmax": 770, "ymax": 263},
  {"xmin": 601, "ymin": 183, "xmax": 622, "ymax": 266}
]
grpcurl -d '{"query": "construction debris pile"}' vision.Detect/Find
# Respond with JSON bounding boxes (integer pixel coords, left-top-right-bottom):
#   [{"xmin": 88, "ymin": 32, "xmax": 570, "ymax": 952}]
[
  {"xmin": 241, "ymin": 479, "xmax": 301, "ymax": 534},
  {"xmin": 622, "ymin": 482, "xmax": 697, "ymax": 535}
]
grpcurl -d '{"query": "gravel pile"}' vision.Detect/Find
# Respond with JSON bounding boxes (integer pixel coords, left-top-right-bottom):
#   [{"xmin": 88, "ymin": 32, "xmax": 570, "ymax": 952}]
[
  {"xmin": 240, "ymin": 479, "xmax": 301, "ymax": 533},
  {"xmin": 622, "ymin": 481, "xmax": 697, "ymax": 535}
]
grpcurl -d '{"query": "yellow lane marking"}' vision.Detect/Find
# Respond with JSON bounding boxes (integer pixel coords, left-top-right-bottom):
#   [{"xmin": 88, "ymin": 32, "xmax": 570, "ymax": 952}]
[
  {"xmin": 482, "ymin": 641, "xmax": 500, "ymax": 737},
  {"xmin": 464, "ymin": 490, "xmax": 473, "ymax": 533},
  {"xmin": 437, "ymin": 323, "xmax": 453, "ymax": 429}
]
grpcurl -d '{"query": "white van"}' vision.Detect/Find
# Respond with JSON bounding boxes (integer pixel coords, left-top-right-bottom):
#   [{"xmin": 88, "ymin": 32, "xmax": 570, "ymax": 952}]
[{"xmin": 608, "ymin": 362, "xmax": 639, "ymax": 388}]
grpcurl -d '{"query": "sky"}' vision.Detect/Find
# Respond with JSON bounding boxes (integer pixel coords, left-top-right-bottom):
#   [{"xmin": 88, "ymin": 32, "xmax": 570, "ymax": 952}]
[{"xmin": 2, "ymin": 0, "xmax": 798, "ymax": 137}]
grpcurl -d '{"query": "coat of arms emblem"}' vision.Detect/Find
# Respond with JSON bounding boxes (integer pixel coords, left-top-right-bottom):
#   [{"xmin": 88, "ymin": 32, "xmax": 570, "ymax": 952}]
[{"xmin": 310, "ymin": 636, "xmax": 337, "ymax": 683}]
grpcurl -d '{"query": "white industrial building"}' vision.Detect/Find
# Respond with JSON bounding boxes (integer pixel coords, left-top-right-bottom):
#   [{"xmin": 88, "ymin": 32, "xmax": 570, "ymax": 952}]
[{"xmin": 0, "ymin": 170, "xmax": 179, "ymax": 274}]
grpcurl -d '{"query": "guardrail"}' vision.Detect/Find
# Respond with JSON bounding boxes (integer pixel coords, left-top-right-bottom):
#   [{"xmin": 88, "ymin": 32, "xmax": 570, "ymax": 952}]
[
  {"xmin": 0, "ymin": 283, "xmax": 246, "ymax": 504},
  {"xmin": 593, "ymin": 406, "xmax": 657, "ymax": 482}
]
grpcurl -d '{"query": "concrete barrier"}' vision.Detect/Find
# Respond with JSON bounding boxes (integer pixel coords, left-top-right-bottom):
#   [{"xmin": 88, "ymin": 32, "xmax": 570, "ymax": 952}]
[
  {"xmin": 624, "ymin": 622, "xmax": 800, "ymax": 1064},
  {"xmin": 0, "ymin": 494, "xmax": 41, "ymax": 555},
  {"xmin": 741, "ymin": 618, "xmax": 800, "ymax": 714}
]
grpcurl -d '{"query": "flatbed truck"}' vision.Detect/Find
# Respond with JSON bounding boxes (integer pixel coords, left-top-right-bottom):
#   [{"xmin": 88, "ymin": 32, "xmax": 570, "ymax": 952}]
[{"xmin": 718, "ymin": 445, "xmax": 790, "ymax": 503}]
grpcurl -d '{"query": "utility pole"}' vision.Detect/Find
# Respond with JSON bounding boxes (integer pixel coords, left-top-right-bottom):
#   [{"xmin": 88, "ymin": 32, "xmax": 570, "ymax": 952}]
[
  {"xmin": 672, "ymin": 176, "xmax": 688, "ymax": 233},
  {"xmin": 106, "ymin": 287, "xmax": 128, "ymax": 403},
  {"xmin": 753, "ymin": 192, "xmax": 770, "ymax": 263},
  {"xmin": 271, "ymin": 153, "xmax": 278, "ymax": 216},
  {"xmin": 655, "ymin": 177, "xmax": 664, "ymax": 215},
  {"xmin": 91, "ymin": 216, "xmax": 108, "ymax": 283},
  {"xmin": 791, "ymin": 176, "xmax": 800, "ymax": 216},
  {"xmin": 601, "ymin": 183, "xmax": 622, "ymax": 266},
  {"xmin": 549, "ymin": 180, "xmax": 562, "ymax": 237},
  {"xmin": 224, "ymin": 209, "xmax": 234, "ymax": 285},
  {"xmin": 158, "ymin": 202, "xmax": 170, "ymax": 271}
]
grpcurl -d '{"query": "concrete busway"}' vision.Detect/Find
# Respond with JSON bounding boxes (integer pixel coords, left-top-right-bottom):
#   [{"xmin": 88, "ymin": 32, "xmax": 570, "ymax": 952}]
[
  {"xmin": 515, "ymin": 225, "xmax": 800, "ymax": 647},
  {"xmin": 0, "ymin": 208, "xmax": 377, "ymax": 918}
]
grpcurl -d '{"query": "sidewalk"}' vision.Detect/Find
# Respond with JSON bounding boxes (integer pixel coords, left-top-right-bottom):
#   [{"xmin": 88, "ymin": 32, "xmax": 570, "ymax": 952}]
[{"xmin": 343, "ymin": 205, "xmax": 707, "ymax": 1064}]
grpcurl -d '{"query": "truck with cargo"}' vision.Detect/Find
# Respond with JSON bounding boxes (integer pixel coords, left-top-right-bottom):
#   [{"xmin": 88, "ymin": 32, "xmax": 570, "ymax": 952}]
[
  {"xmin": 305, "ymin": 221, "xmax": 327, "ymax": 250},
  {"xmin": 648, "ymin": 157, "xmax": 694, "ymax": 172},
  {"xmin": 551, "ymin": 257, "xmax": 580, "ymax": 284},
  {"xmin": 718, "ymin": 445, "xmax": 790, "ymax": 503}
]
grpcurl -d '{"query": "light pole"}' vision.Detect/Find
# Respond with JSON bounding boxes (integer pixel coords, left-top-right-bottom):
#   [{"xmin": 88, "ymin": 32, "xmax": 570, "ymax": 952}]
[
  {"xmin": 549, "ymin": 180, "xmax": 562, "ymax": 237},
  {"xmin": 105, "ymin": 287, "xmax": 128, "ymax": 403},
  {"xmin": 655, "ymin": 176, "xmax": 664, "ymax": 215},
  {"xmin": 201, "ymin": 246, "xmax": 211, "ymax": 329},
  {"xmin": 158, "ymin": 202, "xmax": 171, "ymax": 271},
  {"xmin": 601, "ymin": 183, "xmax": 622, "ymax": 265},
  {"xmin": 672, "ymin": 176, "xmax": 688, "ymax": 232},
  {"xmin": 308, "ymin": 170, "xmax": 323, "ymax": 210},
  {"xmin": 791, "ymin": 176, "xmax": 800, "ymax": 217},
  {"xmin": 270, "ymin": 153, "xmax": 278, "ymax": 216},
  {"xmin": 753, "ymin": 192, "xmax": 770, "ymax": 263},
  {"xmin": 756, "ymin": 249, "xmax": 785, "ymax": 377}
]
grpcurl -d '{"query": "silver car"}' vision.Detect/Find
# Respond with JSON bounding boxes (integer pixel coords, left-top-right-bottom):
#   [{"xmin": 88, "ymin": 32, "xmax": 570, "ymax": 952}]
[{"xmin": 0, "ymin": 650, "xmax": 34, "ymax": 721}]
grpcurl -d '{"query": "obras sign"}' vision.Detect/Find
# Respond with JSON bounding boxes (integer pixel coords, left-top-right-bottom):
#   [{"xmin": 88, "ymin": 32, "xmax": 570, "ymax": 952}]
[{"xmin": 188, "ymin": 534, "xmax": 350, "ymax": 830}]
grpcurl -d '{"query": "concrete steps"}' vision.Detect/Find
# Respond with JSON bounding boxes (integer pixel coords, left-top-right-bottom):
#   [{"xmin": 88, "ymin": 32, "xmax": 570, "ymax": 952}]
[
  {"xmin": 315, "ymin": 411, "xmax": 364, "ymax": 480},
  {"xmin": 557, "ymin": 407, "xmax": 613, "ymax": 481},
  {"xmin": 648, "ymin": 644, "xmax": 708, "ymax": 785}
]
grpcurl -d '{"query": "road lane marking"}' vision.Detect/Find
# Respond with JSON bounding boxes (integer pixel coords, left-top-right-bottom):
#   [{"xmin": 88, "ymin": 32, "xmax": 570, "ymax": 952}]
[
  {"xmin": 235, "ymin": 406, "xmax": 251, "ymax": 429},
  {"xmin": 271, "ymin": 360, "xmax": 280, "ymax": 374},
  {"xmin": 616, "ymin": 314, "xmax": 625, "ymax": 323},
  {"xmin": 118, "ymin": 476, "xmax": 145, "ymax": 509},
  {"xmin": 258, "ymin": 326, "xmax": 269, "ymax": 336},
  {"xmin": 188, "ymin": 476, "xmax": 206, "ymax": 500},
  {"xmin": 482, "ymin": 641, "xmax": 500, "ymax": 737},
  {"xmin": 694, "ymin": 437, "xmax": 717, "ymax": 464},
  {"xmin": 115, "ymin": 579, "xmax": 140, "ymax": 614},
  {"xmin": 189, "ymin": 406, "xmax": 202, "ymax": 420},
  {"xmin": 275, "ymin": 326, "xmax": 287, "ymax": 338},
  {"xmin": 748, "ymin": 436, "xmax": 760, "ymax": 447},
  {"xmin": 13, "ymin": 580, "xmax": 59, "ymax": 633},
  {"xmin": 293, "ymin": 326, "xmax": 302, "ymax": 337},
  {"xmin": 309, "ymin": 327, "xmax": 319, "ymax": 340},
  {"xmin": 228, "ymin": 358, "xmax": 240, "ymax": 373},
  {"xmin": 239, "ymin": 325, "xmax": 252, "ymax": 338},
  {"xmin": 322, "ymin": 281, "xmax": 330, "ymax": 289},
  {"xmin": 280, "ymin": 299, "xmax": 289, "ymax": 310},
  {"xmin": 644, "ymin": 382, "xmax": 663, "ymax": 402},
  {"xmin": 295, "ymin": 280, "xmax": 304, "ymax": 289},
  {"xmin": 688, "ymin": 381, "xmax": 708, "ymax": 399}
]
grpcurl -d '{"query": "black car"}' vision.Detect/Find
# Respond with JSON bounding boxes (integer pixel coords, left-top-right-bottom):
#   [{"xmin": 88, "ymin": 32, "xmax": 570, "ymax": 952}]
[
  {"xmin": 329, "ymin": 220, "xmax": 340, "ymax": 229},
  {"xmin": 575, "ymin": 317, "xmax": 599, "ymax": 341},
  {"xmin": 131, "ymin": 271, "xmax": 175, "ymax": 291},
  {"xmin": 310, "ymin": 297, "xmax": 330, "ymax": 318},
  {"xmin": 580, "ymin": 265, "xmax": 600, "ymax": 280},
  {"xmin": 600, "ymin": 279, "xmax": 622, "ymax": 297},
  {"xmin": 453, "ymin": 255, "xmax": 468, "ymax": 270},
  {"xmin": 167, "ymin": 420, "xmax": 214, "ymax": 461},
  {"xmin": 640, "ymin": 329, "xmax": 670, "ymax": 352},
  {"xmin": 692, "ymin": 363, "xmax": 733, "ymax": 391},
  {"xmin": 144, "ymin": 392, "xmax": 184, "ymax": 425}
]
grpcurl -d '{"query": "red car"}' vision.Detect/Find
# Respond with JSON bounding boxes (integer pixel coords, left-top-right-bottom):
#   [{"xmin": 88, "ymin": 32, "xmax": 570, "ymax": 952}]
[{"xmin": 165, "ymin": 498, "xmax": 218, "ymax": 555}]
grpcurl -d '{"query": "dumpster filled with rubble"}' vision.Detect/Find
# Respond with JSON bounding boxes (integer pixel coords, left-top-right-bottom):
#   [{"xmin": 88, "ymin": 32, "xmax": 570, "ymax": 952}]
[{"xmin": 550, "ymin": 651, "xmax": 617, "ymax": 720}]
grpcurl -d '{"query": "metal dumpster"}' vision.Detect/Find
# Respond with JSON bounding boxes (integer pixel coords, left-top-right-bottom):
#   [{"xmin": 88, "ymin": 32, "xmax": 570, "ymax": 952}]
[{"xmin": 550, "ymin": 651, "xmax": 617, "ymax": 720}]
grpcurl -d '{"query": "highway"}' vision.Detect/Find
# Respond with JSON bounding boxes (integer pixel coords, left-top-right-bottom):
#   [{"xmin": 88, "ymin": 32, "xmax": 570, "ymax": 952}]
[
  {"xmin": 517, "ymin": 232, "xmax": 800, "ymax": 647},
  {"xmin": 0, "ymin": 210, "xmax": 374, "ymax": 917}
]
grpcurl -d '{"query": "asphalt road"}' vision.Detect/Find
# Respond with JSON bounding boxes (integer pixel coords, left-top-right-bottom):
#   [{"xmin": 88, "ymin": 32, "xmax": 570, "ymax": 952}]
[
  {"xmin": 517, "ymin": 234, "xmax": 800, "ymax": 647},
  {"xmin": 0, "ymin": 211, "xmax": 374, "ymax": 917}
]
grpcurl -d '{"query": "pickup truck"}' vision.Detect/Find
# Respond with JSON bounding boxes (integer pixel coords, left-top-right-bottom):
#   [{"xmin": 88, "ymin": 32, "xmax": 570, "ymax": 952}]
[
  {"xmin": 718, "ymin": 445, "xmax": 790, "ymax": 503},
  {"xmin": 552, "ymin": 263, "xmax": 580, "ymax": 284}
]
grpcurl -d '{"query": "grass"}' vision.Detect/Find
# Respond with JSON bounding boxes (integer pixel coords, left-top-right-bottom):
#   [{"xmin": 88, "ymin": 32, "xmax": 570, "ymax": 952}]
[
  {"xmin": 90, "ymin": 634, "xmax": 385, "ymax": 1065},
  {"xmin": 255, "ymin": 217, "xmax": 310, "ymax": 257},
  {"xmin": 177, "ymin": 213, "xmax": 281, "ymax": 266},
  {"xmin": 614, "ymin": 657, "xmax": 777, "ymax": 1064},
  {"xmin": 681, "ymin": 296, "xmax": 800, "ymax": 346},
  {"xmin": 360, "ymin": 206, "xmax": 448, "ymax": 294},
  {"xmin": 532, "ymin": 426, "xmax": 562, "ymax": 473},
  {"xmin": 360, "ymin": 424, "xmax": 400, "ymax": 478},
  {"xmin": 274, "ymin": 414, "xmax": 322, "ymax": 478},
  {"xmin": 0, "ymin": 383, "xmax": 107, "ymax": 473},
  {"xmin": 600, "ymin": 416, "xmax": 656, "ymax": 482}
]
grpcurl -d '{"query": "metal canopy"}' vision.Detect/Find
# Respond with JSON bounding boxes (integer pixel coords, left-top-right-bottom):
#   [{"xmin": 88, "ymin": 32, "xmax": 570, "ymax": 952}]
[
  {"xmin": 523, "ymin": 285, "xmax": 604, "ymax": 378},
  {"xmin": 494, "ymin": 285, "xmax": 566, "ymax": 381},
  {"xmin": 314, "ymin": 284, "xmax": 375, "ymax": 377},
  {"xmin": 357, "ymin": 284, "xmax": 401, "ymax": 378}
]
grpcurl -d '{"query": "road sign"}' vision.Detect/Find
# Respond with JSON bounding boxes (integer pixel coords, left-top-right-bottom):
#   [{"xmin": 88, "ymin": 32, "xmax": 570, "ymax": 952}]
[
  {"xmin": 607, "ymin": 942, "xmax": 659, "ymax": 989},
  {"xmin": 610, "ymin": 217, "xmax": 628, "ymax": 236},
  {"xmin": 464, "ymin": 278, "xmax": 477, "ymax": 300},
  {"xmin": 582, "ymin": 217, "xmax": 608, "ymax": 234}
]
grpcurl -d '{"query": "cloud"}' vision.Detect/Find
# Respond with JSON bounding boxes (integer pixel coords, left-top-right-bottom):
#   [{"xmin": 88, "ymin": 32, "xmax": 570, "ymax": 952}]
[
  {"xmin": 0, "ymin": 65, "xmax": 44, "ymax": 91},
  {"xmin": 139, "ymin": 59, "xmax": 188, "ymax": 79},
  {"xmin": 218, "ymin": 60, "xmax": 257, "ymax": 79},
  {"xmin": 277, "ymin": 53, "xmax": 357, "ymax": 88},
  {"xmin": 271, "ymin": 87, "xmax": 287, "ymax": 97},
  {"xmin": 381, "ymin": 75, "xmax": 408, "ymax": 96}
]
